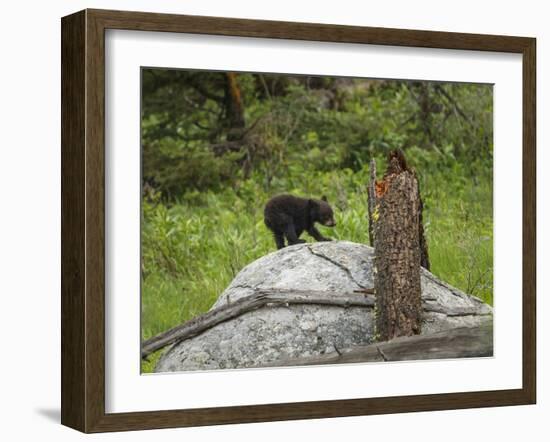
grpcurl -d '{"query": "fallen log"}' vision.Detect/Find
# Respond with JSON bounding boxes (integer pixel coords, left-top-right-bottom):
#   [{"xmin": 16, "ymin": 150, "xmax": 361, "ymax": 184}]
[{"xmin": 259, "ymin": 320, "xmax": 493, "ymax": 367}]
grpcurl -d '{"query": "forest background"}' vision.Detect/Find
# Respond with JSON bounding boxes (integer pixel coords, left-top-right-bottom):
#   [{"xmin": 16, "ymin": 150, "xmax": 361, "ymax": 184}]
[{"xmin": 140, "ymin": 70, "xmax": 493, "ymax": 372}]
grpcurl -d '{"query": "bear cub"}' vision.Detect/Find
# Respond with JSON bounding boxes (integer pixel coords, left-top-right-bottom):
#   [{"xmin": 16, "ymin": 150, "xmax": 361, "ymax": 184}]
[{"xmin": 264, "ymin": 194, "xmax": 336, "ymax": 249}]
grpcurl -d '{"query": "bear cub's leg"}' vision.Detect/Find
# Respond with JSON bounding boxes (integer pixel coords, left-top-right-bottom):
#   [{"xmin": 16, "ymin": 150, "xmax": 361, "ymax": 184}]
[
  {"xmin": 308, "ymin": 226, "xmax": 331, "ymax": 242},
  {"xmin": 274, "ymin": 233, "xmax": 286, "ymax": 249},
  {"xmin": 284, "ymin": 222, "xmax": 306, "ymax": 246}
]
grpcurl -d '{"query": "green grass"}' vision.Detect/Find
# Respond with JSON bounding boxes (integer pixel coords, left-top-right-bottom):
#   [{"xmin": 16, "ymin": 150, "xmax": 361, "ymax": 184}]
[{"xmin": 141, "ymin": 160, "xmax": 493, "ymax": 373}]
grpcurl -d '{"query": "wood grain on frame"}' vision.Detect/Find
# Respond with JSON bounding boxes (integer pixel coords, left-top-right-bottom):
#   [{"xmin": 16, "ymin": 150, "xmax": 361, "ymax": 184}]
[
  {"xmin": 61, "ymin": 9, "xmax": 86, "ymax": 431},
  {"xmin": 61, "ymin": 8, "xmax": 536, "ymax": 433}
]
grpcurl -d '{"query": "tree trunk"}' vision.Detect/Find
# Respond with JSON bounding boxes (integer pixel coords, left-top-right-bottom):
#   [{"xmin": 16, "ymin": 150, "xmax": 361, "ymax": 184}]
[
  {"xmin": 417, "ymin": 177, "xmax": 431, "ymax": 270},
  {"xmin": 224, "ymin": 72, "xmax": 245, "ymax": 140},
  {"xmin": 367, "ymin": 159, "xmax": 377, "ymax": 247},
  {"xmin": 374, "ymin": 155, "xmax": 422, "ymax": 341}
]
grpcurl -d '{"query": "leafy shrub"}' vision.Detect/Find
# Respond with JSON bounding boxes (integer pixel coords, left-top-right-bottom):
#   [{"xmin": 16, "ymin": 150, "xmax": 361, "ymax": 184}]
[{"xmin": 140, "ymin": 71, "xmax": 494, "ymax": 373}]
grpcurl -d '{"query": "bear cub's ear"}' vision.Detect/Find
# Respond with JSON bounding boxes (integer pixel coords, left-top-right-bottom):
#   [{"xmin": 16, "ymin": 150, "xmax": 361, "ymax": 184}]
[{"xmin": 321, "ymin": 195, "xmax": 328, "ymax": 202}]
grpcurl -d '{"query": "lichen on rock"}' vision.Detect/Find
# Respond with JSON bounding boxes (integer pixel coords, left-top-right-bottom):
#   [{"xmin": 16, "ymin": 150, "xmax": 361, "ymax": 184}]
[{"xmin": 155, "ymin": 241, "xmax": 492, "ymax": 373}]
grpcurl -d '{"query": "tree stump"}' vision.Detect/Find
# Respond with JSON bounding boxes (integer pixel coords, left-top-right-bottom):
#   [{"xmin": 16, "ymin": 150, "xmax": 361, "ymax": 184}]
[
  {"xmin": 368, "ymin": 154, "xmax": 430, "ymax": 270},
  {"xmin": 373, "ymin": 152, "xmax": 422, "ymax": 341}
]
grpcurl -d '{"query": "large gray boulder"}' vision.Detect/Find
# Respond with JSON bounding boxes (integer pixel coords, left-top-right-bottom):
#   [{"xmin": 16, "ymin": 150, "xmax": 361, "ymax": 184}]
[{"xmin": 155, "ymin": 241, "xmax": 492, "ymax": 373}]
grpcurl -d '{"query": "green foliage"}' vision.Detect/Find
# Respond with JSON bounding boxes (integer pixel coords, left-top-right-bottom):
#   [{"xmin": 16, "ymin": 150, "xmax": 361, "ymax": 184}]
[
  {"xmin": 140, "ymin": 71, "xmax": 493, "ymax": 373},
  {"xmin": 141, "ymin": 153, "xmax": 493, "ymax": 372},
  {"xmin": 141, "ymin": 71, "xmax": 493, "ymax": 196}
]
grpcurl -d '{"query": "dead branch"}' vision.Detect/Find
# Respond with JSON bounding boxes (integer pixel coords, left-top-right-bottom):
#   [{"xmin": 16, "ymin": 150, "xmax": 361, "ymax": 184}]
[
  {"xmin": 367, "ymin": 158, "xmax": 377, "ymax": 247},
  {"xmin": 141, "ymin": 289, "xmax": 375, "ymax": 359}
]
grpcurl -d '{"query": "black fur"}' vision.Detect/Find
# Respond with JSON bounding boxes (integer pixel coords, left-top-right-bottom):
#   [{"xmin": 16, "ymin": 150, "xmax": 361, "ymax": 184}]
[{"xmin": 264, "ymin": 194, "xmax": 336, "ymax": 249}]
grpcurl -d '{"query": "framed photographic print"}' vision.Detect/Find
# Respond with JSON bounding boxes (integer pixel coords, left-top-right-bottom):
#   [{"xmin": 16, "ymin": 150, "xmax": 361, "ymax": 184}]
[{"xmin": 61, "ymin": 9, "xmax": 536, "ymax": 433}]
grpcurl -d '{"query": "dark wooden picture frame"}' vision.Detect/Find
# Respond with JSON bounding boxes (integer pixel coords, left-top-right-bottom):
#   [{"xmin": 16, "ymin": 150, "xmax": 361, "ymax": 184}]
[{"xmin": 61, "ymin": 8, "xmax": 536, "ymax": 433}]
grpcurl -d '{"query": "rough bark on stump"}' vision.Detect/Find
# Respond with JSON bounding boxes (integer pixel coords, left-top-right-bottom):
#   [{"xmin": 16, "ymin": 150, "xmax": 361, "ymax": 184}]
[
  {"xmin": 368, "ymin": 151, "xmax": 430, "ymax": 270},
  {"xmin": 374, "ymin": 158, "xmax": 422, "ymax": 341}
]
